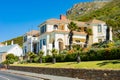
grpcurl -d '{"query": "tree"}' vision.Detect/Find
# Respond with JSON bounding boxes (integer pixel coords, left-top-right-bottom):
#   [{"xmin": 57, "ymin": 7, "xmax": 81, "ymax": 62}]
[
  {"xmin": 68, "ymin": 22, "xmax": 78, "ymax": 50},
  {"xmin": 3, "ymin": 54, "xmax": 19, "ymax": 64},
  {"xmin": 38, "ymin": 50, "xmax": 44, "ymax": 63},
  {"xmin": 106, "ymin": 19, "xmax": 120, "ymax": 40},
  {"xmin": 85, "ymin": 28, "xmax": 92, "ymax": 47},
  {"xmin": 51, "ymin": 48, "xmax": 58, "ymax": 64},
  {"xmin": 73, "ymin": 45, "xmax": 83, "ymax": 63},
  {"xmin": 27, "ymin": 52, "xmax": 36, "ymax": 63}
]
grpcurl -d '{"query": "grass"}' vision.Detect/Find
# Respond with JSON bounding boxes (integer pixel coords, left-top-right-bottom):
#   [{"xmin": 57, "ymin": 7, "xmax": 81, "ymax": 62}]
[{"xmin": 11, "ymin": 60, "xmax": 120, "ymax": 70}]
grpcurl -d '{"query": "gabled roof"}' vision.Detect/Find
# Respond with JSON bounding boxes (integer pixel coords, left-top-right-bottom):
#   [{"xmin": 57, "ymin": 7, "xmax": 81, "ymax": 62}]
[
  {"xmin": 0, "ymin": 44, "xmax": 18, "ymax": 53},
  {"xmin": 26, "ymin": 30, "xmax": 39, "ymax": 37},
  {"xmin": 40, "ymin": 18, "xmax": 86, "ymax": 27},
  {"xmin": 39, "ymin": 15, "xmax": 105, "ymax": 28},
  {"xmin": 86, "ymin": 19, "xmax": 105, "ymax": 24}
]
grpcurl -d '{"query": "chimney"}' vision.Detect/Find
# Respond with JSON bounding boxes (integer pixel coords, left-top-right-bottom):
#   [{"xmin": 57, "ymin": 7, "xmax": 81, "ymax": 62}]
[
  {"xmin": 60, "ymin": 15, "xmax": 67, "ymax": 20},
  {"xmin": 5, "ymin": 42, "xmax": 7, "ymax": 46},
  {"xmin": 11, "ymin": 40, "xmax": 14, "ymax": 45}
]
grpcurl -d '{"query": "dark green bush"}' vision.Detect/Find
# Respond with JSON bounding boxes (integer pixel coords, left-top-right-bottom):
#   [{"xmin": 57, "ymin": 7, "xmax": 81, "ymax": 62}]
[
  {"xmin": 2, "ymin": 54, "xmax": 19, "ymax": 64},
  {"xmin": 45, "ymin": 55, "xmax": 52, "ymax": 62},
  {"xmin": 56, "ymin": 54, "xmax": 66, "ymax": 62},
  {"xmin": 26, "ymin": 47, "xmax": 120, "ymax": 63},
  {"xmin": 64, "ymin": 53, "xmax": 77, "ymax": 62}
]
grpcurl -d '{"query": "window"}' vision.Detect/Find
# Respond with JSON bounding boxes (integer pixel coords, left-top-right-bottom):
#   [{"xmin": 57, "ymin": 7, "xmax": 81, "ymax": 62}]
[
  {"xmin": 54, "ymin": 25, "xmax": 58, "ymax": 30},
  {"xmin": 40, "ymin": 40, "xmax": 42, "ymax": 49},
  {"xmin": 24, "ymin": 46, "xmax": 27, "ymax": 53},
  {"xmin": 40, "ymin": 25, "xmax": 46, "ymax": 34},
  {"xmin": 43, "ymin": 39, "xmax": 46, "ymax": 45},
  {"xmin": 24, "ymin": 36, "xmax": 27, "ymax": 42},
  {"xmin": 98, "ymin": 24, "xmax": 102, "ymax": 33}
]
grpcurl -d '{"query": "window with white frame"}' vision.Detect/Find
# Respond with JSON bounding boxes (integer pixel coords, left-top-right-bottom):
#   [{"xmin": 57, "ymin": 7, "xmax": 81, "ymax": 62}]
[{"xmin": 98, "ymin": 24, "xmax": 102, "ymax": 33}]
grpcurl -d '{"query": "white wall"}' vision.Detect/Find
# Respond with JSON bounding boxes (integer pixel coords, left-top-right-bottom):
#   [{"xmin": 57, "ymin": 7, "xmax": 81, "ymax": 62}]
[
  {"xmin": 47, "ymin": 24, "xmax": 53, "ymax": 32},
  {"xmin": 39, "ymin": 34, "xmax": 48, "ymax": 56},
  {"xmin": 92, "ymin": 23, "xmax": 107, "ymax": 43},
  {"xmin": 8, "ymin": 45, "xmax": 23, "ymax": 56}
]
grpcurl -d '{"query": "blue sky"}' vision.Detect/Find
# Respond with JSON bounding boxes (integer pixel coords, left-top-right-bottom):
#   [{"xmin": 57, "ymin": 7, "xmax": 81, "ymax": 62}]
[{"xmin": 0, "ymin": 0, "xmax": 91, "ymax": 42}]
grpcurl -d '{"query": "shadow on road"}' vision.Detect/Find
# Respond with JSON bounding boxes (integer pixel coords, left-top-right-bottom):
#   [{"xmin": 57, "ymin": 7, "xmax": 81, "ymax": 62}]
[{"xmin": 97, "ymin": 60, "xmax": 120, "ymax": 66}]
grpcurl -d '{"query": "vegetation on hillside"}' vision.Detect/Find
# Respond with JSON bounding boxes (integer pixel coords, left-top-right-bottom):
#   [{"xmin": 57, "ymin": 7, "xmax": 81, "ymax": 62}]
[
  {"xmin": 2, "ymin": 36, "xmax": 23, "ymax": 47},
  {"xmin": 67, "ymin": 0, "xmax": 120, "ymax": 40}
]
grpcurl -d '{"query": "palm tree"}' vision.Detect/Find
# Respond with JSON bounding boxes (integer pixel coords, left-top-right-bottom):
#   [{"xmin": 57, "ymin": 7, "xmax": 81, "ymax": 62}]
[
  {"xmin": 68, "ymin": 22, "xmax": 78, "ymax": 50},
  {"xmin": 85, "ymin": 28, "xmax": 92, "ymax": 47},
  {"xmin": 74, "ymin": 45, "xmax": 83, "ymax": 63},
  {"xmin": 38, "ymin": 50, "xmax": 44, "ymax": 63},
  {"xmin": 27, "ymin": 52, "xmax": 36, "ymax": 63},
  {"xmin": 51, "ymin": 48, "xmax": 58, "ymax": 64}
]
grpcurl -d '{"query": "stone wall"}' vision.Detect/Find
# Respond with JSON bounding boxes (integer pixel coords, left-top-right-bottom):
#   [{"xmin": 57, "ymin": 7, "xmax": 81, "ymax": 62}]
[{"xmin": 9, "ymin": 66, "xmax": 120, "ymax": 80}]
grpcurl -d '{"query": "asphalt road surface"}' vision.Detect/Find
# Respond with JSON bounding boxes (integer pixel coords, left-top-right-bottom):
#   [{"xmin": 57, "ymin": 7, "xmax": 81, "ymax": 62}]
[{"xmin": 0, "ymin": 71, "xmax": 42, "ymax": 80}]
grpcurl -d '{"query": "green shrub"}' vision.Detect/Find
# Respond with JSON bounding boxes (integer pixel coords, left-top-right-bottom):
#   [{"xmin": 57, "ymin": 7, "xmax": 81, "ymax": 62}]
[
  {"xmin": 56, "ymin": 54, "xmax": 66, "ymax": 62},
  {"xmin": 2, "ymin": 54, "xmax": 19, "ymax": 64},
  {"xmin": 33, "ymin": 56, "xmax": 39, "ymax": 63},
  {"xmin": 26, "ymin": 47, "xmax": 120, "ymax": 63},
  {"xmin": 64, "ymin": 53, "xmax": 77, "ymax": 62},
  {"xmin": 45, "ymin": 55, "xmax": 52, "ymax": 62}
]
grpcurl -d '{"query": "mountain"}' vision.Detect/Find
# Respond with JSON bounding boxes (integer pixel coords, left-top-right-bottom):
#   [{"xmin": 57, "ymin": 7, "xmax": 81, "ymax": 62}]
[
  {"xmin": 2, "ymin": 36, "xmax": 23, "ymax": 47},
  {"xmin": 67, "ymin": 0, "xmax": 120, "ymax": 40},
  {"xmin": 67, "ymin": 1, "xmax": 108, "ymax": 20}
]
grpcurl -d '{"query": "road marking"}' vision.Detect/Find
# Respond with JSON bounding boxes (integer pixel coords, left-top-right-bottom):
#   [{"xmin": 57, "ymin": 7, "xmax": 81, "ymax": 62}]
[{"xmin": 0, "ymin": 75, "xmax": 10, "ymax": 80}]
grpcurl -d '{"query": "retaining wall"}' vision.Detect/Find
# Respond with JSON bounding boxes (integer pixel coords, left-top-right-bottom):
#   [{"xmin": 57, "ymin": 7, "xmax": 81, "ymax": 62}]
[{"xmin": 9, "ymin": 66, "xmax": 120, "ymax": 80}]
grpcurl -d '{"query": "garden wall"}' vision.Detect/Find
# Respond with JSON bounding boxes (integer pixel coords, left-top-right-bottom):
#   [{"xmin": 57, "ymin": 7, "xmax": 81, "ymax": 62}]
[{"xmin": 9, "ymin": 66, "xmax": 120, "ymax": 80}]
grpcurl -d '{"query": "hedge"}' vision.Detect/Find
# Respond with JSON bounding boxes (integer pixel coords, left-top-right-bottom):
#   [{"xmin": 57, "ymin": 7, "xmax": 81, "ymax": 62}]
[{"xmin": 32, "ymin": 48, "xmax": 120, "ymax": 63}]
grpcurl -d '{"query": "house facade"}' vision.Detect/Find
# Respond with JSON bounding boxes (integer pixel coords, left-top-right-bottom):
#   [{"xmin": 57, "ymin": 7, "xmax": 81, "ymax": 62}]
[
  {"xmin": 23, "ymin": 30, "xmax": 39, "ymax": 55},
  {"xmin": 0, "ymin": 43, "xmax": 23, "ymax": 63},
  {"xmin": 37, "ymin": 15, "xmax": 112, "ymax": 55},
  {"xmin": 23, "ymin": 15, "xmax": 112, "ymax": 56}
]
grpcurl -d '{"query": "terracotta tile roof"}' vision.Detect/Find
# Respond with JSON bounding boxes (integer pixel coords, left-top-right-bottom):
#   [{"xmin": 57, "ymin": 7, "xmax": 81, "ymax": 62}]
[
  {"xmin": 45, "ymin": 18, "xmax": 69, "ymax": 24},
  {"xmin": 86, "ymin": 18, "xmax": 105, "ymax": 24},
  {"xmin": 44, "ymin": 18, "xmax": 86, "ymax": 27},
  {"xmin": 26, "ymin": 30, "xmax": 39, "ymax": 36},
  {"xmin": 39, "ymin": 17, "xmax": 105, "ymax": 28}
]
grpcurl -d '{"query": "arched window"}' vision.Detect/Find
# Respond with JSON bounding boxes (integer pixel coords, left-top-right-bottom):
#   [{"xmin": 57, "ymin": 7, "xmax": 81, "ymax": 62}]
[{"xmin": 54, "ymin": 25, "xmax": 58, "ymax": 30}]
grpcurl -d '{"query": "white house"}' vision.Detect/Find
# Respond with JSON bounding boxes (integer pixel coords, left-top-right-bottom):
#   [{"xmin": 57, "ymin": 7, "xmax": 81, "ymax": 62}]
[
  {"xmin": 23, "ymin": 30, "xmax": 39, "ymax": 55},
  {"xmin": 38, "ymin": 15, "xmax": 112, "ymax": 55},
  {"xmin": 85, "ymin": 19, "xmax": 112, "ymax": 46},
  {"xmin": 23, "ymin": 15, "xmax": 112, "ymax": 56},
  {"xmin": 0, "ymin": 43, "xmax": 23, "ymax": 63}
]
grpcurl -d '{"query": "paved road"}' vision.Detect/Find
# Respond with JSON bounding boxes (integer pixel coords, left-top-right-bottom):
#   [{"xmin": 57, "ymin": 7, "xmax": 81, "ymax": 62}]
[
  {"xmin": 1, "ymin": 70, "xmax": 84, "ymax": 80},
  {"xmin": 0, "ymin": 71, "xmax": 41, "ymax": 80}
]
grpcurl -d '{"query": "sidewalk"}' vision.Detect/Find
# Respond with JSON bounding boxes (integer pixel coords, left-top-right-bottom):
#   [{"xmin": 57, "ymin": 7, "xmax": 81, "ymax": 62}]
[{"xmin": 4, "ymin": 70, "xmax": 84, "ymax": 80}]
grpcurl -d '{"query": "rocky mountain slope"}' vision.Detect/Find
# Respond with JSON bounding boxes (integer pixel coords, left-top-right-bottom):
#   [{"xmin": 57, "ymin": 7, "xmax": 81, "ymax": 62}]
[
  {"xmin": 67, "ymin": 0, "xmax": 120, "ymax": 40},
  {"xmin": 67, "ymin": 1, "xmax": 108, "ymax": 20}
]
